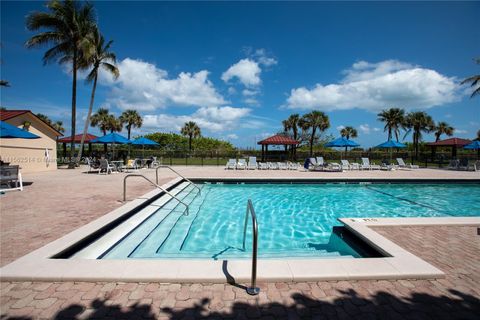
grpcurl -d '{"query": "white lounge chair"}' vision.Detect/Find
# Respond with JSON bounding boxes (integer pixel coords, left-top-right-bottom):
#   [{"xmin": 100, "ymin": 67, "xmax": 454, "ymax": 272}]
[
  {"xmin": 247, "ymin": 157, "xmax": 257, "ymax": 170},
  {"xmin": 397, "ymin": 158, "xmax": 419, "ymax": 169},
  {"xmin": 225, "ymin": 159, "xmax": 236, "ymax": 170},
  {"xmin": 99, "ymin": 159, "xmax": 114, "ymax": 174},
  {"xmin": 258, "ymin": 162, "xmax": 268, "ymax": 170},
  {"xmin": 237, "ymin": 159, "xmax": 247, "ymax": 170},
  {"xmin": 278, "ymin": 162, "xmax": 288, "ymax": 170},
  {"xmin": 123, "ymin": 159, "xmax": 138, "ymax": 172},
  {"xmin": 287, "ymin": 162, "xmax": 300, "ymax": 170},
  {"xmin": 268, "ymin": 162, "xmax": 279, "ymax": 170},
  {"xmin": 327, "ymin": 162, "xmax": 343, "ymax": 172},
  {"xmin": 86, "ymin": 157, "xmax": 100, "ymax": 173},
  {"xmin": 361, "ymin": 158, "xmax": 381, "ymax": 170},
  {"xmin": 0, "ymin": 165, "xmax": 23, "ymax": 192},
  {"xmin": 316, "ymin": 157, "xmax": 325, "ymax": 167},
  {"xmin": 340, "ymin": 160, "xmax": 351, "ymax": 170}
]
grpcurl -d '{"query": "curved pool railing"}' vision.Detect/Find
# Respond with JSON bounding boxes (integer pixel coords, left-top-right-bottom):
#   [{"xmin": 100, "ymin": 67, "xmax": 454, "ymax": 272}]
[
  {"xmin": 155, "ymin": 165, "xmax": 201, "ymax": 195},
  {"xmin": 123, "ymin": 174, "xmax": 189, "ymax": 216},
  {"xmin": 243, "ymin": 199, "xmax": 260, "ymax": 296}
]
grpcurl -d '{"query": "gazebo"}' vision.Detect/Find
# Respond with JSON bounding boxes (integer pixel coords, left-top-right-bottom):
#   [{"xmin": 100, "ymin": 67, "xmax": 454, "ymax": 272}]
[
  {"xmin": 57, "ymin": 133, "xmax": 99, "ymax": 157},
  {"xmin": 257, "ymin": 134, "xmax": 299, "ymax": 161},
  {"xmin": 426, "ymin": 137, "xmax": 471, "ymax": 159}
]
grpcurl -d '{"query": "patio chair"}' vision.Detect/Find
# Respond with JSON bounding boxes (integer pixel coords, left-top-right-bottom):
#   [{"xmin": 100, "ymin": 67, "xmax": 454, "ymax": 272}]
[
  {"xmin": 99, "ymin": 159, "xmax": 114, "ymax": 175},
  {"xmin": 457, "ymin": 158, "xmax": 469, "ymax": 171},
  {"xmin": 361, "ymin": 158, "xmax": 381, "ymax": 170},
  {"xmin": 287, "ymin": 162, "xmax": 300, "ymax": 170},
  {"xmin": 0, "ymin": 165, "xmax": 23, "ymax": 192},
  {"xmin": 123, "ymin": 159, "xmax": 138, "ymax": 173},
  {"xmin": 237, "ymin": 159, "xmax": 247, "ymax": 170},
  {"xmin": 327, "ymin": 162, "xmax": 343, "ymax": 172},
  {"xmin": 257, "ymin": 162, "xmax": 268, "ymax": 170},
  {"xmin": 396, "ymin": 158, "xmax": 419, "ymax": 169},
  {"xmin": 268, "ymin": 162, "xmax": 279, "ymax": 170},
  {"xmin": 277, "ymin": 162, "xmax": 288, "ymax": 170},
  {"xmin": 225, "ymin": 159, "xmax": 237, "ymax": 170},
  {"xmin": 340, "ymin": 160, "xmax": 351, "ymax": 170},
  {"xmin": 467, "ymin": 160, "xmax": 480, "ymax": 172},
  {"xmin": 446, "ymin": 160, "xmax": 459, "ymax": 170},
  {"xmin": 316, "ymin": 157, "xmax": 325, "ymax": 167},
  {"xmin": 247, "ymin": 157, "xmax": 257, "ymax": 170},
  {"xmin": 86, "ymin": 157, "xmax": 100, "ymax": 173}
]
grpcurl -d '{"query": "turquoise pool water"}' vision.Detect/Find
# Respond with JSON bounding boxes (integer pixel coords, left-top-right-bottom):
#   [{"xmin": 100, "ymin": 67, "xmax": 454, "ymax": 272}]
[{"xmin": 101, "ymin": 183, "xmax": 480, "ymax": 260}]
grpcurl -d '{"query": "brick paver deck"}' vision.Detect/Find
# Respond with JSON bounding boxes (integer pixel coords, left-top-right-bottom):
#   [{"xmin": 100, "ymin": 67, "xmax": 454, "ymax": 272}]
[{"xmin": 1, "ymin": 225, "xmax": 479, "ymax": 319}]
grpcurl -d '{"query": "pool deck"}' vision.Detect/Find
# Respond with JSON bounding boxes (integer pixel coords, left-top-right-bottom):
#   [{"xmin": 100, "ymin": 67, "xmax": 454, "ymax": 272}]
[{"xmin": 1, "ymin": 166, "xmax": 479, "ymax": 318}]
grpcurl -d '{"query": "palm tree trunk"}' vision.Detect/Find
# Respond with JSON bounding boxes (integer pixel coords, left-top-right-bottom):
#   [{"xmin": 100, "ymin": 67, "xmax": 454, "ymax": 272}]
[
  {"xmin": 309, "ymin": 128, "xmax": 316, "ymax": 157},
  {"xmin": 68, "ymin": 50, "xmax": 78, "ymax": 168},
  {"xmin": 189, "ymin": 135, "xmax": 192, "ymax": 152},
  {"xmin": 127, "ymin": 126, "xmax": 131, "ymax": 158},
  {"xmin": 77, "ymin": 72, "xmax": 98, "ymax": 164},
  {"xmin": 388, "ymin": 127, "xmax": 392, "ymax": 141}
]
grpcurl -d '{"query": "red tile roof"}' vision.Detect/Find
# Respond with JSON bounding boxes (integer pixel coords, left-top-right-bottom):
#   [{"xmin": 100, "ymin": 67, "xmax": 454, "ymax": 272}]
[
  {"xmin": 57, "ymin": 133, "xmax": 99, "ymax": 143},
  {"xmin": 0, "ymin": 110, "xmax": 30, "ymax": 121},
  {"xmin": 426, "ymin": 137, "xmax": 472, "ymax": 147},
  {"xmin": 257, "ymin": 134, "xmax": 299, "ymax": 145}
]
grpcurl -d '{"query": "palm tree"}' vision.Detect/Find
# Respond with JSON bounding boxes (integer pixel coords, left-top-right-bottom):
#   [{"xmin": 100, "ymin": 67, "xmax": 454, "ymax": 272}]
[
  {"xmin": 26, "ymin": 0, "xmax": 96, "ymax": 165},
  {"xmin": 36, "ymin": 113, "xmax": 52, "ymax": 125},
  {"xmin": 106, "ymin": 115, "xmax": 122, "ymax": 133},
  {"xmin": 461, "ymin": 58, "xmax": 480, "ymax": 98},
  {"xmin": 300, "ymin": 111, "xmax": 330, "ymax": 156},
  {"xmin": 434, "ymin": 121, "xmax": 454, "ymax": 142},
  {"xmin": 404, "ymin": 111, "xmax": 435, "ymax": 159},
  {"xmin": 120, "ymin": 110, "xmax": 142, "ymax": 140},
  {"xmin": 91, "ymin": 108, "xmax": 111, "ymax": 153},
  {"xmin": 0, "ymin": 80, "xmax": 9, "ymax": 87},
  {"xmin": 181, "ymin": 121, "xmax": 201, "ymax": 152},
  {"xmin": 282, "ymin": 114, "xmax": 300, "ymax": 159},
  {"xmin": 340, "ymin": 126, "xmax": 358, "ymax": 153},
  {"xmin": 53, "ymin": 120, "xmax": 65, "ymax": 134},
  {"xmin": 377, "ymin": 108, "xmax": 405, "ymax": 141},
  {"xmin": 77, "ymin": 26, "xmax": 119, "ymax": 163},
  {"xmin": 476, "ymin": 129, "xmax": 480, "ymax": 141}
]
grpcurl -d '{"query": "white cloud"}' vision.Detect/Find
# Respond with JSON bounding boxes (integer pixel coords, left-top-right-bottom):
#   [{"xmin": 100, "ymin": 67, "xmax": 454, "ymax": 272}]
[
  {"xmin": 336, "ymin": 125, "xmax": 345, "ymax": 131},
  {"xmin": 359, "ymin": 124, "xmax": 371, "ymax": 134},
  {"xmin": 142, "ymin": 106, "xmax": 251, "ymax": 133},
  {"xmin": 101, "ymin": 58, "xmax": 226, "ymax": 111},
  {"xmin": 252, "ymin": 48, "xmax": 278, "ymax": 67},
  {"xmin": 373, "ymin": 127, "xmax": 381, "ymax": 132},
  {"xmin": 286, "ymin": 60, "xmax": 459, "ymax": 112},
  {"xmin": 221, "ymin": 59, "xmax": 261, "ymax": 87},
  {"xmin": 455, "ymin": 129, "xmax": 468, "ymax": 134},
  {"xmin": 226, "ymin": 134, "xmax": 239, "ymax": 140}
]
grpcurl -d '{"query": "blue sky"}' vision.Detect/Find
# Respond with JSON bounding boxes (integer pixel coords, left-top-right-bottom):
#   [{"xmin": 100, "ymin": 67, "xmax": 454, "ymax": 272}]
[{"xmin": 1, "ymin": 1, "xmax": 479, "ymax": 148}]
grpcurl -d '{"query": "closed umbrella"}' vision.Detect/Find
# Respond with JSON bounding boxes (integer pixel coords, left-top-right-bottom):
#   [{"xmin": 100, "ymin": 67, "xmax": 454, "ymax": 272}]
[
  {"xmin": 130, "ymin": 137, "xmax": 159, "ymax": 157},
  {"xmin": 325, "ymin": 137, "xmax": 360, "ymax": 159},
  {"xmin": 91, "ymin": 132, "xmax": 130, "ymax": 159},
  {"xmin": 375, "ymin": 140, "xmax": 406, "ymax": 161},
  {"xmin": 1, "ymin": 121, "xmax": 40, "ymax": 139}
]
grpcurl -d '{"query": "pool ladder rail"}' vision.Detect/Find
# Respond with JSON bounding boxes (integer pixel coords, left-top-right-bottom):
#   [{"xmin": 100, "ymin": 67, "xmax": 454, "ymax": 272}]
[
  {"xmin": 123, "ymin": 174, "xmax": 190, "ymax": 216},
  {"xmin": 155, "ymin": 165, "xmax": 201, "ymax": 195},
  {"xmin": 243, "ymin": 199, "xmax": 260, "ymax": 296}
]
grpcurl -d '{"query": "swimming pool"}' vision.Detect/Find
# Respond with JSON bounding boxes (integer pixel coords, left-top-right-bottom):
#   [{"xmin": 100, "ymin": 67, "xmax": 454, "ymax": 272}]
[{"xmin": 74, "ymin": 181, "xmax": 480, "ymax": 260}]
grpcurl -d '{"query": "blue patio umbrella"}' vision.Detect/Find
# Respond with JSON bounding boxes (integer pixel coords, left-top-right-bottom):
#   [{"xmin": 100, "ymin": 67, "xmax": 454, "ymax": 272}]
[
  {"xmin": 324, "ymin": 137, "xmax": 360, "ymax": 159},
  {"xmin": 0, "ymin": 121, "xmax": 40, "ymax": 139},
  {"xmin": 130, "ymin": 137, "xmax": 159, "ymax": 157},
  {"xmin": 375, "ymin": 140, "xmax": 406, "ymax": 161},
  {"xmin": 464, "ymin": 140, "xmax": 480, "ymax": 158},
  {"xmin": 91, "ymin": 132, "xmax": 130, "ymax": 159}
]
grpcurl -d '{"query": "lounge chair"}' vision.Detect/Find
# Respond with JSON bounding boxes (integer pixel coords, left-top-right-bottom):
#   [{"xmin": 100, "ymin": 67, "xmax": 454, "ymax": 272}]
[
  {"xmin": 86, "ymin": 157, "xmax": 100, "ymax": 173},
  {"xmin": 446, "ymin": 160, "xmax": 459, "ymax": 170},
  {"xmin": 340, "ymin": 160, "xmax": 351, "ymax": 170},
  {"xmin": 316, "ymin": 157, "xmax": 325, "ymax": 167},
  {"xmin": 277, "ymin": 162, "xmax": 288, "ymax": 170},
  {"xmin": 361, "ymin": 158, "xmax": 381, "ymax": 170},
  {"xmin": 247, "ymin": 157, "xmax": 257, "ymax": 170},
  {"xmin": 457, "ymin": 158, "xmax": 469, "ymax": 171},
  {"xmin": 397, "ymin": 158, "xmax": 419, "ymax": 169},
  {"xmin": 287, "ymin": 162, "xmax": 300, "ymax": 170},
  {"xmin": 123, "ymin": 159, "xmax": 138, "ymax": 172},
  {"xmin": 268, "ymin": 162, "xmax": 279, "ymax": 170},
  {"xmin": 326, "ymin": 162, "xmax": 343, "ymax": 172},
  {"xmin": 257, "ymin": 162, "xmax": 268, "ymax": 170},
  {"xmin": 99, "ymin": 159, "xmax": 114, "ymax": 174},
  {"xmin": 237, "ymin": 159, "xmax": 247, "ymax": 170},
  {"xmin": 467, "ymin": 160, "xmax": 480, "ymax": 171},
  {"xmin": 0, "ymin": 165, "xmax": 23, "ymax": 192},
  {"xmin": 225, "ymin": 159, "xmax": 236, "ymax": 170}
]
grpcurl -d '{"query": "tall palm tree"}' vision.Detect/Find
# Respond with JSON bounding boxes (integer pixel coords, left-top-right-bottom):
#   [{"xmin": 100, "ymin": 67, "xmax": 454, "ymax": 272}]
[
  {"xmin": 77, "ymin": 27, "xmax": 119, "ymax": 162},
  {"xmin": 434, "ymin": 121, "xmax": 454, "ymax": 142},
  {"xmin": 404, "ymin": 111, "xmax": 435, "ymax": 159},
  {"xmin": 106, "ymin": 115, "xmax": 122, "ymax": 133},
  {"xmin": 120, "ymin": 110, "xmax": 142, "ymax": 140},
  {"xmin": 0, "ymin": 80, "xmax": 9, "ymax": 87},
  {"xmin": 300, "ymin": 111, "xmax": 330, "ymax": 156},
  {"xmin": 340, "ymin": 126, "xmax": 358, "ymax": 153},
  {"xmin": 53, "ymin": 120, "xmax": 65, "ymax": 134},
  {"xmin": 36, "ymin": 113, "xmax": 52, "ymax": 125},
  {"xmin": 91, "ymin": 107, "xmax": 111, "ymax": 153},
  {"xmin": 476, "ymin": 129, "xmax": 480, "ymax": 141},
  {"xmin": 26, "ymin": 0, "xmax": 95, "ymax": 166},
  {"xmin": 377, "ymin": 108, "xmax": 405, "ymax": 141},
  {"xmin": 181, "ymin": 121, "xmax": 201, "ymax": 152},
  {"xmin": 461, "ymin": 58, "xmax": 480, "ymax": 98},
  {"xmin": 282, "ymin": 114, "xmax": 300, "ymax": 159}
]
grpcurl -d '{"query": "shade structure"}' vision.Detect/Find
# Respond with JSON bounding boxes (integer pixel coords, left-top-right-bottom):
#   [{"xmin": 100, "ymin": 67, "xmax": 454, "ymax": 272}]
[
  {"xmin": 463, "ymin": 140, "xmax": 480, "ymax": 150},
  {"xmin": 376, "ymin": 140, "xmax": 406, "ymax": 161},
  {"xmin": 91, "ymin": 132, "xmax": 130, "ymax": 144},
  {"xmin": 375, "ymin": 140, "xmax": 406, "ymax": 149},
  {"xmin": 427, "ymin": 137, "xmax": 472, "ymax": 159},
  {"xmin": 57, "ymin": 133, "xmax": 98, "ymax": 143},
  {"xmin": 130, "ymin": 137, "xmax": 159, "ymax": 146},
  {"xmin": 325, "ymin": 137, "xmax": 360, "ymax": 148},
  {"xmin": 0, "ymin": 121, "xmax": 40, "ymax": 139},
  {"xmin": 257, "ymin": 134, "xmax": 299, "ymax": 162}
]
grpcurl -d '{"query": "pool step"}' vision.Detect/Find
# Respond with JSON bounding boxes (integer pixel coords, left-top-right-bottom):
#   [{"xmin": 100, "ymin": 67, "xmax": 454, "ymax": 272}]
[
  {"xmin": 102, "ymin": 183, "xmax": 201, "ymax": 259},
  {"xmin": 128, "ymin": 184, "xmax": 204, "ymax": 258}
]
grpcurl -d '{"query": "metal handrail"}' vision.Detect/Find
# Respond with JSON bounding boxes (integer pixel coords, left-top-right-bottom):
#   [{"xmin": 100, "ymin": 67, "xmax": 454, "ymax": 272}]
[
  {"xmin": 242, "ymin": 199, "xmax": 260, "ymax": 295},
  {"xmin": 123, "ymin": 174, "xmax": 189, "ymax": 216},
  {"xmin": 155, "ymin": 165, "xmax": 201, "ymax": 194}
]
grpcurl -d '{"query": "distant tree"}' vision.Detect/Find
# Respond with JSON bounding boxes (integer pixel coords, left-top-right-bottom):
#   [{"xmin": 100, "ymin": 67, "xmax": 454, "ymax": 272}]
[
  {"xmin": 120, "ymin": 110, "xmax": 142, "ymax": 140},
  {"xmin": 106, "ymin": 115, "xmax": 122, "ymax": 133},
  {"xmin": 282, "ymin": 114, "xmax": 301, "ymax": 159},
  {"xmin": 340, "ymin": 126, "xmax": 358, "ymax": 152},
  {"xmin": 181, "ymin": 121, "xmax": 201, "ymax": 152},
  {"xmin": 91, "ymin": 107, "xmax": 111, "ymax": 152},
  {"xmin": 36, "ymin": 113, "xmax": 52, "ymax": 124},
  {"xmin": 475, "ymin": 129, "xmax": 480, "ymax": 141},
  {"xmin": 300, "ymin": 111, "xmax": 330, "ymax": 156},
  {"xmin": 377, "ymin": 108, "xmax": 405, "ymax": 142},
  {"xmin": 0, "ymin": 80, "xmax": 9, "ymax": 87},
  {"xmin": 434, "ymin": 121, "xmax": 454, "ymax": 142},
  {"xmin": 461, "ymin": 57, "xmax": 480, "ymax": 98},
  {"xmin": 404, "ymin": 111, "xmax": 435, "ymax": 159},
  {"xmin": 53, "ymin": 120, "xmax": 65, "ymax": 134},
  {"xmin": 78, "ymin": 26, "xmax": 119, "ymax": 163},
  {"xmin": 26, "ymin": 0, "xmax": 96, "ymax": 164}
]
